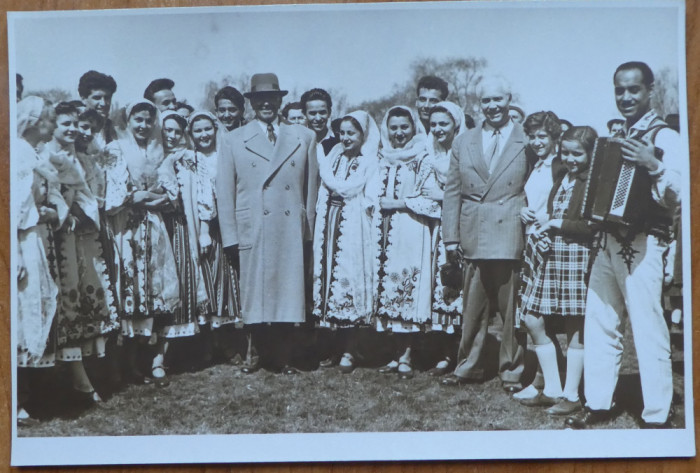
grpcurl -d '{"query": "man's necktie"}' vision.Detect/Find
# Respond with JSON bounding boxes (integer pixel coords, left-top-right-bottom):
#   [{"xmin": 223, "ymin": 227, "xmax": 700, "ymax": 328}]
[
  {"xmin": 485, "ymin": 128, "xmax": 501, "ymax": 173},
  {"xmin": 267, "ymin": 122, "xmax": 277, "ymax": 145}
]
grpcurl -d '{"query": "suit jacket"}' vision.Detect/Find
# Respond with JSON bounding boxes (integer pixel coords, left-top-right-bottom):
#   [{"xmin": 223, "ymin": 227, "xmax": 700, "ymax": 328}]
[
  {"xmin": 216, "ymin": 120, "xmax": 319, "ymax": 324},
  {"xmin": 443, "ymin": 122, "xmax": 528, "ymax": 260}
]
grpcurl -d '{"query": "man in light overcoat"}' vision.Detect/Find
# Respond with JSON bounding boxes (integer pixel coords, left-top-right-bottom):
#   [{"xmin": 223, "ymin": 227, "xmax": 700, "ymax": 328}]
[
  {"xmin": 441, "ymin": 76, "xmax": 527, "ymax": 392},
  {"xmin": 217, "ymin": 73, "xmax": 319, "ymax": 374}
]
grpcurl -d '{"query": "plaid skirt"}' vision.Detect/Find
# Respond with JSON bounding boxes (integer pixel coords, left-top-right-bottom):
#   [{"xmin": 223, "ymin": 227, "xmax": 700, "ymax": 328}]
[{"xmin": 520, "ymin": 234, "xmax": 590, "ymax": 318}]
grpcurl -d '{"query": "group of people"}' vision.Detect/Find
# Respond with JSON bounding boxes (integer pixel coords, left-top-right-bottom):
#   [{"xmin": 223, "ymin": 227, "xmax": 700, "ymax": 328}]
[{"xmin": 15, "ymin": 60, "xmax": 682, "ymax": 431}]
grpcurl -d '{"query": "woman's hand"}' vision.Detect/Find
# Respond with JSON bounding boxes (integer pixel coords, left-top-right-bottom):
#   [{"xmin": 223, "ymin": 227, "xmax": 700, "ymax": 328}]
[
  {"xmin": 421, "ymin": 187, "xmax": 444, "ymax": 202},
  {"xmin": 535, "ymin": 219, "xmax": 563, "ymax": 235},
  {"xmin": 380, "ymin": 197, "xmax": 406, "ymax": 210},
  {"xmin": 133, "ymin": 190, "xmax": 167, "ymax": 207},
  {"xmin": 62, "ymin": 215, "xmax": 78, "ymax": 233},
  {"xmin": 199, "ymin": 231, "xmax": 212, "ymax": 253},
  {"xmin": 520, "ymin": 207, "xmax": 536, "ymax": 224},
  {"xmin": 536, "ymin": 234, "xmax": 552, "ymax": 253},
  {"xmin": 37, "ymin": 206, "xmax": 59, "ymax": 225}
]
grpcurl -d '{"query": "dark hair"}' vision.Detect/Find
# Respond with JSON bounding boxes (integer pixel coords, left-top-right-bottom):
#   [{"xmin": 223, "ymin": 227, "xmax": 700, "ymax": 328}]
[
  {"xmin": 665, "ymin": 113, "xmax": 680, "ymax": 132},
  {"xmin": 189, "ymin": 114, "xmax": 217, "ymax": 132},
  {"xmin": 129, "ymin": 102, "xmax": 156, "ymax": 118},
  {"xmin": 176, "ymin": 102, "xmax": 194, "ymax": 114},
  {"xmin": 560, "ymin": 119, "xmax": 573, "ymax": 130},
  {"xmin": 163, "ymin": 113, "xmax": 188, "ymax": 131},
  {"xmin": 330, "ymin": 117, "xmax": 342, "ymax": 135},
  {"xmin": 68, "ymin": 100, "xmax": 85, "ymax": 109},
  {"xmin": 144, "ymin": 78, "xmax": 175, "ymax": 102},
  {"xmin": 614, "ymin": 61, "xmax": 654, "ymax": 87},
  {"xmin": 428, "ymin": 105, "xmax": 456, "ymax": 125},
  {"xmin": 214, "ymin": 86, "xmax": 245, "ymax": 111},
  {"xmin": 509, "ymin": 105, "xmax": 525, "ymax": 119},
  {"xmin": 16, "ymin": 73, "xmax": 23, "ymax": 99},
  {"xmin": 54, "ymin": 101, "xmax": 79, "ymax": 117},
  {"xmin": 561, "ymin": 126, "xmax": 598, "ymax": 158},
  {"xmin": 387, "ymin": 107, "xmax": 415, "ymax": 127},
  {"xmin": 340, "ymin": 116, "xmax": 364, "ymax": 136},
  {"xmin": 416, "ymin": 75, "xmax": 449, "ymax": 100},
  {"xmin": 281, "ymin": 101, "xmax": 303, "ymax": 119},
  {"xmin": 464, "ymin": 113, "xmax": 476, "ymax": 129},
  {"xmin": 606, "ymin": 118, "xmax": 625, "ymax": 132},
  {"xmin": 78, "ymin": 70, "xmax": 117, "ymax": 98},
  {"xmin": 78, "ymin": 108, "xmax": 104, "ymax": 129},
  {"xmin": 300, "ymin": 88, "xmax": 332, "ymax": 113},
  {"xmin": 523, "ymin": 111, "xmax": 562, "ymax": 140}
]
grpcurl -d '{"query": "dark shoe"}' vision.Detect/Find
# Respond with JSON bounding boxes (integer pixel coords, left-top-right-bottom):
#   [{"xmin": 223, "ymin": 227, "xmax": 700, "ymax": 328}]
[
  {"xmin": 519, "ymin": 391, "xmax": 561, "ymax": 407},
  {"xmin": 397, "ymin": 361, "xmax": 414, "ymax": 380},
  {"xmin": 72, "ymin": 389, "xmax": 114, "ymax": 410},
  {"xmin": 125, "ymin": 369, "xmax": 148, "ymax": 385},
  {"xmin": 337, "ymin": 353, "xmax": 355, "ymax": 374},
  {"xmin": 152, "ymin": 367, "xmax": 170, "ymax": 388},
  {"xmin": 441, "ymin": 374, "xmax": 472, "ymax": 386},
  {"xmin": 377, "ymin": 361, "xmax": 399, "ymax": 374},
  {"xmin": 228, "ymin": 353, "xmax": 244, "ymax": 366},
  {"xmin": 319, "ymin": 357, "xmax": 337, "ymax": 368},
  {"xmin": 17, "ymin": 415, "xmax": 40, "ymax": 427},
  {"xmin": 565, "ymin": 407, "xmax": 613, "ymax": 429},
  {"xmin": 282, "ymin": 365, "xmax": 300, "ymax": 376},
  {"xmin": 427, "ymin": 358, "xmax": 452, "ymax": 377},
  {"xmin": 241, "ymin": 356, "xmax": 260, "ymax": 374},
  {"xmin": 546, "ymin": 399, "xmax": 582, "ymax": 416},
  {"xmin": 502, "ymin": 381, "xmax": 523, "ymax": 394}
]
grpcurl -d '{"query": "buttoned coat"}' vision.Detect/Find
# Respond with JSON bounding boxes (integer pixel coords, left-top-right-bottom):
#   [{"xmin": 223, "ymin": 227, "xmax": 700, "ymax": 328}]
[
  {"xmin": 443, "ymin": 122, "xmax": 528, "ymax": 260},
  {"xmin": 216, "ymin": 120, "xmax": 319, "ymax": 324}
]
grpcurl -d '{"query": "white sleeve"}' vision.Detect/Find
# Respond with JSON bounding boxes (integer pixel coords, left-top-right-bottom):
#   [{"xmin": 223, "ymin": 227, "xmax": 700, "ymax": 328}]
[{"xmin": 651, "ymin": 128, "xmax": 682, "ymax": 209}]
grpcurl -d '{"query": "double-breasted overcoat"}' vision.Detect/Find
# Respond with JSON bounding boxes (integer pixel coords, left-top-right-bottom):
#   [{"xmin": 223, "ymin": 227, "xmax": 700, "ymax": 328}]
[{"xmin": 217, "ymin": 120, "xmax": 318, "ymax": 324}]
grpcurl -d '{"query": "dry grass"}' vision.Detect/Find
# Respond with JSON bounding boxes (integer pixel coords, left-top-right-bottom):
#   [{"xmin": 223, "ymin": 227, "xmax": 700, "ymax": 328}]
[{"xmin": 19, "ymin": 320, "xmax": 685, "ymax": 437}]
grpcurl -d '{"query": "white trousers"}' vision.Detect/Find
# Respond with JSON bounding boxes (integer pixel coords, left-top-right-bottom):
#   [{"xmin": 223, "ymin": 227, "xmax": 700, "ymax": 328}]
[{"xmin": 583, "ymin": 233, "xmax": 672, "ymax": 423}]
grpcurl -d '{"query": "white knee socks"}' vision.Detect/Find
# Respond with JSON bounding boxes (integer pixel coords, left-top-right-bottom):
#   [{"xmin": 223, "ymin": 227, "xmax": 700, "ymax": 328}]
[
  {"xmin": 534, "ymin": 342, "xmax": 563, "ymax": 398},
  {"xmin": 563, "ymin": 346, "xmax": 584, "ymax": 402}
]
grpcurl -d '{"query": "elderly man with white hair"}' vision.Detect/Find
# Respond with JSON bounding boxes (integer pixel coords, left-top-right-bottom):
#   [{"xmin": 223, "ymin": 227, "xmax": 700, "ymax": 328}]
[{"xmin": 440, "ymin": 76, "xmax": 528, "ymax": 392}]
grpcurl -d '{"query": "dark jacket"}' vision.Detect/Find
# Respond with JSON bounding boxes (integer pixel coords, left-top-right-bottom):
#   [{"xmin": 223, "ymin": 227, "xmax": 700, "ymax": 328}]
[{"xmin": 547, "ymin": 170, "xmax": 594, "ymax": 242}]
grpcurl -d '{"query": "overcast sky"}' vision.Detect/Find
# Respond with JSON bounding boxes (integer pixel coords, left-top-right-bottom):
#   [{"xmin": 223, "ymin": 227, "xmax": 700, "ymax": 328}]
[{"xmin": 9, "ymin": 0, "xmax": 683, "ymax": 134}]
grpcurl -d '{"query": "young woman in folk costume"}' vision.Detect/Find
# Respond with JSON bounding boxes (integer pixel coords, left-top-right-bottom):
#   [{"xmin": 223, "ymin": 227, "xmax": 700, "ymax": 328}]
[
  {"xmin": 404, "ymin": 101, "xmax": 466, "ymax": 377},
  {"xmin": 312, "ymin": 110, "xmax": 380, "ymax": 373},
  {"xmin": 189, "ymin": 111, "xmax": 243, "ymax": 363},
  {"xmin": 154, "ymin": 110, "xmax": 211, "ymax": 376},
  {"xmin": 38, "ymin": 101, "xmax": 119, "ymax": 406},
  {"xmin": 16, "ymin": 97, "xmax": 61, "ymax": 425},
  {"xmin": 102, "ymin": 100, "xmax": 179, "ymax": 387},
  {"xmin": 366, "ymin": 105, "xmax": 432, "ymax": 380},
  {"xmin": 518, "ymin": 126, "xmax": 598, "ymax": 415}
]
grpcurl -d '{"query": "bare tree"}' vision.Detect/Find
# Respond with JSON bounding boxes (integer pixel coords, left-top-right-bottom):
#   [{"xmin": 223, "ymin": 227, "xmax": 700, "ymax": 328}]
[
  {"xmin": 25, "ymin": 88, "xmax": 73, "ymax": 105},
  {"xmin": 651, "ymin": 66, "xmax": 679, "ymax": 120}
]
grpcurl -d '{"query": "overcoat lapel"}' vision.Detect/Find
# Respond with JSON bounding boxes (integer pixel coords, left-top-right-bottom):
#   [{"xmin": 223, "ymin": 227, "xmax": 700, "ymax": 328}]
[
  {"xmin": 243, "ymin": 122, "xmax": 273, "ymax": 162},
  {"xmin": 264, "ymin": 125, "xmax": 302, "ymax": 182},
  {"xmin": 483, "ymin": 124, "xmax": 525, "ymax": 195},
  {"xmin": 469, "ymin": 126, "xmax": 490, "ymax": 183}
]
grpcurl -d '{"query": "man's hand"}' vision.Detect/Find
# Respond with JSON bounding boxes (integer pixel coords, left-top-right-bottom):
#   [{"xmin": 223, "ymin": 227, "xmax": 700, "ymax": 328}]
[
  {"xmin": 445, "ymin": 244, "xmax": 462, "ymax": 264},
  {"xmin": 520, "ymin": 207, "xmax": 536, "ymax": 224},
  {"xmin": 421, "ymin": 187, "xmax": 444, "ymax": 202},
  {"xmin": 621, "ymin": 139, "xmax": 660, "ymax": 173},
  {"xmin": 38, "ymin": 206, "xmax": 58, "ymax": 225}
]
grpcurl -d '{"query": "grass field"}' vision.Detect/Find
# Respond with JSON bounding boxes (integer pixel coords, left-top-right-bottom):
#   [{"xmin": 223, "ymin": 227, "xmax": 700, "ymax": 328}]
[{"xmin": 18, "ymin": 320, "xmax": 686, "ymax": 437}]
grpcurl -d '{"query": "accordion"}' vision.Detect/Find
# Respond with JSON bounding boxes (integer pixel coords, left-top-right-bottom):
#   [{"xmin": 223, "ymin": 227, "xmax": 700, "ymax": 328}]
[{"xmin": 581, "ymin": 137, "xmax": 653, "ymax": 228}]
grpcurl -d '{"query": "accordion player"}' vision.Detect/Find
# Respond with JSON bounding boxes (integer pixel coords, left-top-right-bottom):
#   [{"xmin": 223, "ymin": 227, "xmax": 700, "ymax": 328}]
[{"xmin": 581, "ymin": 137, "xmax": 668, "ymax": 234}]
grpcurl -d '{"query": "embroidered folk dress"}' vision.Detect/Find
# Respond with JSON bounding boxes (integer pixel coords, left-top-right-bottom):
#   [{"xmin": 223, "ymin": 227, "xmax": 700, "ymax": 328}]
[
  {"xmin": 157, "ymin": 148, "xmax": 210, "ymax": 337},
  {"xmin": 102, "ymin": 134, "xmax": 179, "ymax": 337},
  {"xmin": 16, "ymin": 138, "xmax": 61, "ymax": 368},
  {"xmin": 39, "ymin": 139, "xmax": 119, "ymax": 360},
  {"xmin": 195, "ymin": 146, "xmax": 242, "ymax": 328},
  {"xmin": 519, "ymin": 175, "xmax": 591, "ymax": 318},
  {"xmin": 368, "ymin": 106, "xmax": 433, "ymax": 333},
  {"xmin": 312, "ymin": 153, "xmax": 375, "ymax": 328}
]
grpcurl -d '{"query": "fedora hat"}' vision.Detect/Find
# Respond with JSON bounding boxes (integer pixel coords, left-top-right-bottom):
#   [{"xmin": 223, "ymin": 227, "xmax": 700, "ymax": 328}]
[{"xmin": 243, "ymin": 73, "xmax": 289, "ymax": 98}]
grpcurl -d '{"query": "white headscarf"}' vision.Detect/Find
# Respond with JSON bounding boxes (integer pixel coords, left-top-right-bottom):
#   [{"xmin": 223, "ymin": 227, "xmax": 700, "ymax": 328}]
[
  {"xmin": 188, "ymin": 110, "xmax": 219, "ymax": 151},
  {"xmin": 116, "ymin": 100, "xmax": 164, "ymax": 188},
  {"xmin": 320, "ymin": 110, "xmax": 380, "ymax": 199},
  {"xmin": 17, "ymin": 96, "xmax": 46, "ymax": 138},
  {"xmin": 427, "ymin": 100, "xmax": 466, "ymax": 156},
  {"xmin": 160, "ymin": 109, "xmax": 190, "ymax": 154},
  {"xmin": 379, "ymin": 105, "xmax": 427, "ymax": 165}
]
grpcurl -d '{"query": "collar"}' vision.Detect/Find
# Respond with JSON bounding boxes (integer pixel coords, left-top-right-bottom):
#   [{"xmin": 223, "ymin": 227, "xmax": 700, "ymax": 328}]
[
  {"xmin": 319, "ymin": 127, "xmax": 334, "ymax": 143},
  {"xmin": 533, "ymin": 154, "xmax": 555, "ymax": 169},
  {"xmin": 482, "ymin": 118, "xmax": 514, "ymax": 138},
  {"xmin": 626, "ymin": 110, "xmax": 659, "ymax": 136},
  {"xmin": 256, "ymin": 119, "xmax": 280, "ymax": 135}
]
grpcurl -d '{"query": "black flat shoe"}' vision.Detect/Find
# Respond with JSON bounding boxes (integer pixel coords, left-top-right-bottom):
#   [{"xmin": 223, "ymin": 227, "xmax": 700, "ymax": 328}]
[
  {"xmin": 519, "ymin": 391, "xmax": 561, "ymax": 407},
  {"xmin": 427, "ymin": 365, "xmax": 450, "ymax": 377},
  {"xmin": 502, "ymin": 382, "xmax": 523, "ymax": 394},
  {"xmin": 319, "ymin": 357, "xmax": 337, "ymax": 368},
  {"xmin": 441, "ymin": 374, "xmax": 472, "ymax": 386},
  {"xmin": 282, "ymin": 365, "xmax": 300, "ymax": 376},
  {"xmin": 337, "ymin": 353, "xmax": 355, "ymax": 374},
  {"xmin": 397, "ymin": 361, "xmax": 414, "ymax": 380}
]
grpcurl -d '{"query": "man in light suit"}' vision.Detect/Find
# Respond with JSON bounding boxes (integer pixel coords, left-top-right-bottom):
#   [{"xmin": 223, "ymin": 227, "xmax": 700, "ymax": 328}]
[
  {"xmin": 440, "ymin": 76, "xmax": 527, "ymax": 392},
  {"xmin": 217, "ymin": 73, "xmax": 319, "ymax": 375}
]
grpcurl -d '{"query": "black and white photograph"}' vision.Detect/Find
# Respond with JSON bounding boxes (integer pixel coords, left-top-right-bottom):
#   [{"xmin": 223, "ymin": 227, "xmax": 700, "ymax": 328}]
[{"xmin": 7, "ymin": 0, "xmax": 695, "ymax": 466}]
